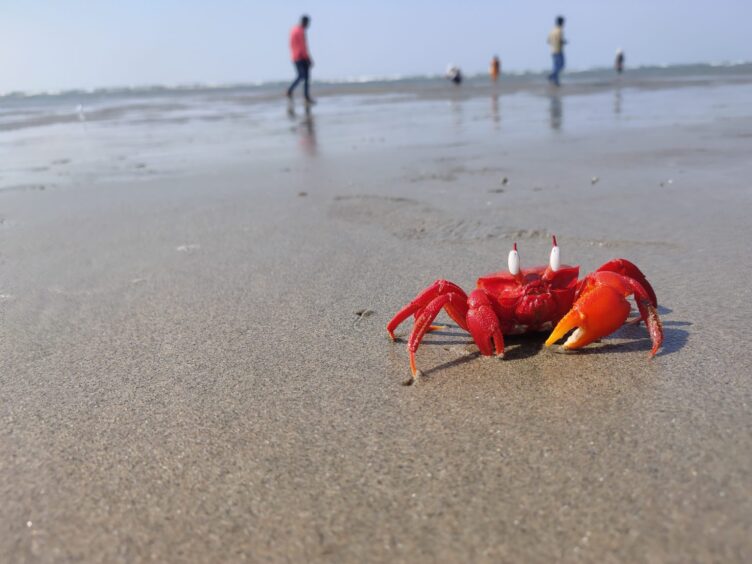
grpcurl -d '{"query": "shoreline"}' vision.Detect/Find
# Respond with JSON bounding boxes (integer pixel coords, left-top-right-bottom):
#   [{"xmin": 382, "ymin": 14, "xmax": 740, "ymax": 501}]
[{"xmin": 3, "ymin": 64, "xmax": 752, "ymax": 135}]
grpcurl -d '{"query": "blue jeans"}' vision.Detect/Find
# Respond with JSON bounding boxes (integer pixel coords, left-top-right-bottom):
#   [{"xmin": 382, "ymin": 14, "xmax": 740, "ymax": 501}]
[
  {"xmin": 549, "ymin": 53, "xmax": 565, "ymax": 86},
  {"xmin": 287, "ymin": 59, "xmax": 311, "ymax": 100}
]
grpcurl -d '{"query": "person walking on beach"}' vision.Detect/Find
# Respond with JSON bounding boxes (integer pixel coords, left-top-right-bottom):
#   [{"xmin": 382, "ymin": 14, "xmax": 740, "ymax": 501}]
[
  {"xmin": 615, "ymin": 49, "xmax": 625, "ymax": 74},
  {"xmin": 490, "ymin": 56, "xmax": 501, "ymax": 81},
  {"xmin": 547, "ymin": 16, "xmax": 566, "ymax": 86},
  {"xmin": 286, "ymin": 15, "xmax": 315, "ymax": 104}
]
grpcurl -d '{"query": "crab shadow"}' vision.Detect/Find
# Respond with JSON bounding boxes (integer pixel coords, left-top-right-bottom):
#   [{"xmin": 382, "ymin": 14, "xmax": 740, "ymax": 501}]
[
  {"xmin": 560, "ymin": 319, "xmax": 690, "ymax": 357},
  {"xmin": 416, "ymin": 351, "xmax": 483, "ymax": 381},
  {"xmin": 395, "ymin": 326, "xmax": 548, "ymax": 379},
  {"xmin": 394, "ymin": 315, "xmax": 690, "ymax": 380}
]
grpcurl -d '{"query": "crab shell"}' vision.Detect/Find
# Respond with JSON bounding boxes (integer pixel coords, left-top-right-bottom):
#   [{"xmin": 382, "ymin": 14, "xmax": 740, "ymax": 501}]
[{"xmin": 476, "ymin": 265, "xmax": 580, "ymax": 335}]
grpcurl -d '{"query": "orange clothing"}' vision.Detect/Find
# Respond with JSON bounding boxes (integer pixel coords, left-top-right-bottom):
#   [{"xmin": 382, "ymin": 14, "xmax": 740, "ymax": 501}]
[
  {"xmin": 490, "ymin": 59, "xmax": 500, "ymax": 80},
  {"xmin": 289, "ymin": 25, "xmax": 310, "ymax": 62}
]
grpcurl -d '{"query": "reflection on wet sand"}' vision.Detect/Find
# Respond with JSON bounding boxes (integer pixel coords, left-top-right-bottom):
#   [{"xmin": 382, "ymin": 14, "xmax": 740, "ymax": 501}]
[
  {"xmin": 450, "ymin": 95, "xmax": 464, "ymax": 130},
  {"xmin": 549, "ymin": 94, "xmax": 563, "ymax": 131},
  {"xmin": 300, "ymin": 106, "xmax": 317, "ymax": 156},
  {"xmin": 287, "ymin": 102, "xmax": 317, "ymax": 157},
  {"xmin": 491, "ymin": 95, "xmax": 500, "ymax": 129},
  {"xmin": 614, "ymin": 87, "xmax": 622, "ymax": 115}
]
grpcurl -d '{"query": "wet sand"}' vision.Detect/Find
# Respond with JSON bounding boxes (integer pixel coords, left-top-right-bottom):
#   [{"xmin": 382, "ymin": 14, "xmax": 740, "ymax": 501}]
[{"xmin": 1, "ymin": 83, "xmax": 752, "ymax": 562}]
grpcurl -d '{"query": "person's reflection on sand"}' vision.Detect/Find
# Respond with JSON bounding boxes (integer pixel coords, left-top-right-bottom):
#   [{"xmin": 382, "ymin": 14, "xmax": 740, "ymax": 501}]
[
  {"xmin": 286, "ymin": 104, "xmax": 317, "ymax": 157},
  {"xmin": 549, "ymin": 94, "xmax": 563, "ymax": 131},
  {"xmin": 300, "ymin": 106, "xmax": 317, "ymax": 156},
  {"xmin": 613, "ymin": 87, "xmax": 622, "ymax": 115},
  {"xmin": 450, "ymin": 95, "xmax": 464, "ymax": 130},
  {"xmin": 491, "ymin": 95, "xmax": 501, "ymax": 129}
]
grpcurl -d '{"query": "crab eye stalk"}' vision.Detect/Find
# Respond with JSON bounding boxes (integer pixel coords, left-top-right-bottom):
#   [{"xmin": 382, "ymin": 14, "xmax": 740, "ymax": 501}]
[
  {"xmin": 549, "ymin": 235, "xmax": 560, "ymax": 271},
  {"xmin": 508, "ymin": 242, "xmax": 520, "ymax": 275}
]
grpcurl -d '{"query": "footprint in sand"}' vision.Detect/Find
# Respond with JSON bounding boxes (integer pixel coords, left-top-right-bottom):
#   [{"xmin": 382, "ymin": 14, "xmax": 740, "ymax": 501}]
[{"xmin": 329, "ymin": 194, "xmax": 550, "ymax": 243}]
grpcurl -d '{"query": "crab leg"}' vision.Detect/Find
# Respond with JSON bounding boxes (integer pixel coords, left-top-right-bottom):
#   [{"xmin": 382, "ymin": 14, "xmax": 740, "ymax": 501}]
[
  {"xmin": 545, "ymin": 271, "xmax": 663, "ymax": 356},
  {"xmin": 466, "ymin": 289, "xmax": 505, "ymax": 358},
  {"xmin": 407, "ymin": 292, "xmax": 468, "ymax": 377},
  {"xmin": 622, "ymin": 275, "xmax": 663, "ymax": 353},
  {"xmin": 405, "ymin": 289, "xmax": 504, "ymax": 377},
  {"xmin": 595, "ymin": 258, "xmax": 657, "ymax": 306},
  {"xmin": 387, "ymin": 279, "xmax": 469, "ymax": 340}
]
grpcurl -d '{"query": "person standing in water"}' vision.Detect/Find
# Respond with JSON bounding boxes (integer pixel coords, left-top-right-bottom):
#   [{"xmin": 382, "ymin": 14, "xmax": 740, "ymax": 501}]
[
  {"xmin": 547, "ymin": 16, "xmax": 566, "ymax": 86},
  {"xmin": 286, "ymin": 15, "xmax": 315, "ymax": 105},
  {"xmin": 490, "ymin": 56, "xmax": 501, "ymax": 81},
  {"xmin": 615, "ymin": 49, "xmax": 625, "ymax": 74}
]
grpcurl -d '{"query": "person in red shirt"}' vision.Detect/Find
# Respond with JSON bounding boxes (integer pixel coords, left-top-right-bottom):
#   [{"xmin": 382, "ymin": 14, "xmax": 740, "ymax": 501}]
[{"xmin": 286, "ymin": 15, "xmax": 315, "ymax": 104}]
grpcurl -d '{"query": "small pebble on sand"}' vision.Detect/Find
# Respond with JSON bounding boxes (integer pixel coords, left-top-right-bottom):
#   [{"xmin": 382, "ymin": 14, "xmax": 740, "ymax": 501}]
[{"xmin": 176, "ymin": 244, "xmax": 200, "ymax": 253}]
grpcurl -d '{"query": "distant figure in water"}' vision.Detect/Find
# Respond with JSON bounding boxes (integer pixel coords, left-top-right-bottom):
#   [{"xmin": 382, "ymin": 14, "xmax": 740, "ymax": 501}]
[
  {"xmin": 490, "ymin": 56, "xmax": 501, "ymax": 81},
  {"xmin": 615, "ymin": 49, "xmax": 625, "ymax": 74},
  {"xmin": 446, "ymin": 65, "xmax": 463, "ymax": 85},
  {"xmin": 547, "ymin": 16, "xmax": 566, "ymax": 86},
  {"xmin": 286, "ymin": 15, "xmax": 315, "ymax": 105}
]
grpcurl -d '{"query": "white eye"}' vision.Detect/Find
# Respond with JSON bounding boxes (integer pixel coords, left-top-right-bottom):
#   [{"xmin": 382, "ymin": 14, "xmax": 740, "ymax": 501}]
[
  {"xmin": 508, "ymin": 243, "xmax": 520, "ymax": 275},
  {"xmin": 549, "ymin": 240, "xmax": 560, "ymax": 271}
]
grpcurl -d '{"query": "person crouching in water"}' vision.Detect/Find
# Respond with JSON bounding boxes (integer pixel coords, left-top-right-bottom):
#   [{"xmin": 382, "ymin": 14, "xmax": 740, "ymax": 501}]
[
  {"xmin": 286, "ymin": 15, "xmax": 315, "ymax": 105},
  {"xmin": 446, "ymin": 65, "xmax": 463, "ymax": 85}
]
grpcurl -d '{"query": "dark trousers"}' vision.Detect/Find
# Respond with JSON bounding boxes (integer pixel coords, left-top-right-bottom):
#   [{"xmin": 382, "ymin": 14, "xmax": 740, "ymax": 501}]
[
  {"xmin": 287, "ymin": 59, "xmax": 311, "ymax": 100},
  {"xmin": 548, "ymin": 53, "xmax": 565, "ymax": 86}
]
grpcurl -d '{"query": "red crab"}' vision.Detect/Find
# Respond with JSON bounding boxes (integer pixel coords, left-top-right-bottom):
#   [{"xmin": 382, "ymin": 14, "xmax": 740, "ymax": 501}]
[{"xmin": 387, "ymin": 237, "xmax": 663, "ymax": 378}]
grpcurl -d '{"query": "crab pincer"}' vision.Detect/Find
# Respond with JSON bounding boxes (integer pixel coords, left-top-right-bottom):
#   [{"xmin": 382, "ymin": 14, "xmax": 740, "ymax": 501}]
[{"xmin": 545, "ymin": 270, "xmax": 663, "ymax": 356}]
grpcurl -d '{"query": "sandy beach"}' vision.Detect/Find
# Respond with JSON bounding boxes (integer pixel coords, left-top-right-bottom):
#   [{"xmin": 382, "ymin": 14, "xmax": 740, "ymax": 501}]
[{"xmin": 2, "ymin": 71, "xmax": 752, "ymax": 562}]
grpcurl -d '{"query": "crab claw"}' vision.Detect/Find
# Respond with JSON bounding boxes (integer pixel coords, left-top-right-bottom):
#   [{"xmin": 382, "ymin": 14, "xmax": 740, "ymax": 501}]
[
  {"xmin": 545, "ymin": 284, "xmax": 631, "ymax": 351},
  {"xmin": 545, "ymin": 271, "xmax": 663, "ymax": 356}
]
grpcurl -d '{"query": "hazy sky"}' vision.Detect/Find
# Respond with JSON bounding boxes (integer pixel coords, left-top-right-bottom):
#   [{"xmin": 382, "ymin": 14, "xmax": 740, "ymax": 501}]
[{"xmin": 0, "ymin": 0, "xmax": 749, "ymax": 91}]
